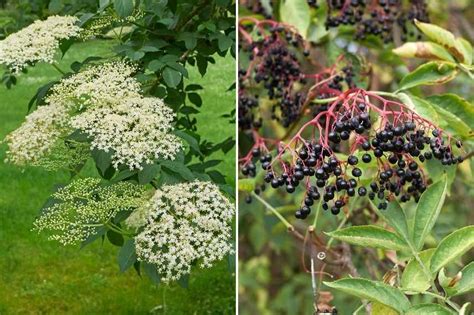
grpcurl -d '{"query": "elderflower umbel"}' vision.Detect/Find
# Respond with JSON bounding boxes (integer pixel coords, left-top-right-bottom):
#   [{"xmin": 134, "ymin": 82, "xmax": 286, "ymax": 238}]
[
  {"xmin": 0, "ymin": 15, "xmax": 80, "ymax": 72},
  {"xmin": 46, "ymin": 61, "xmax": 141, "ymax": 109},
  {"xmin": 3, "ymin": 103, "xmax": 70, "ymax": 166},
  {"xmin": 33, "ymin": 178, "xmax": 146, "ymax": 246},
  {"xmin": 71, "ymin": 96, "xmax": 183, "ymax": 170},
  {"xmin": 4, "ymin": 61, "xmax": 182, "ymax": 170},
  {"xmin": 131, "ymin": 181, "xmax": 235, "ymax": 282}
]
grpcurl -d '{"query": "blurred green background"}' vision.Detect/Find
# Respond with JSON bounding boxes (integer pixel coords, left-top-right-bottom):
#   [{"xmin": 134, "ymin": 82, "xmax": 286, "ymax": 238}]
[
  {"xmin": 0, "ymin": 38, "xmax": 236, "ymax": 314},
  {"xmin": 238, "ymin": 1, "xmax": 474, "ymax": 314}
]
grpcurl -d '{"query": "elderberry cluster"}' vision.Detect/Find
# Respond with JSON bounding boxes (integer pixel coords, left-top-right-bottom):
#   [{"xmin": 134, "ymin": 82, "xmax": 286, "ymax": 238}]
[
  {"xmin": 324, "ymin": 0, "xmax": 429, "ymax": 44},
  {"xmin": 241, "ymin": 102, "xmax": 464, "ymax": 220},
  {"xmin": 238, "ymin": 93, "xmax": 260, "ymax": 130},
  {"xmin": 239, "ymin": 25, "xmax": 309, "ymax": 128}
]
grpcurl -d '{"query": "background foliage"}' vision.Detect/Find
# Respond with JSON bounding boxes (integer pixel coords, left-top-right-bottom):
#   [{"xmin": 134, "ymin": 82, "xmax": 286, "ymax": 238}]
[{"xmin": 238, "ymin": 1, "xmax": 474, "ymax": 314}]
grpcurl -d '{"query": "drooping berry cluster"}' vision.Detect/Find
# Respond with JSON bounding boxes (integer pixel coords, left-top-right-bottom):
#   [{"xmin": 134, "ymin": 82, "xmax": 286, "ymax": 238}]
[
  {"xmin": 239, "ymin": 18, "xmax": 362, "ymax": 130},
  {"xmin": 240, "ymin": 89, "xmax": 464, "ymax": 219},
  {"xmin": 324, "ymin": 0, "xmax": 429, "ymax": 44},
  {"xmin": 239, "ymin": 19, "xmax": 308, "ymax": 128}
]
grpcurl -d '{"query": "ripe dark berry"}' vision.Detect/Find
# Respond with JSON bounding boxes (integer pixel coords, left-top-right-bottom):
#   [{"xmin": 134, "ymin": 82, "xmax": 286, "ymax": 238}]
[
  {"xmin": 331, "ymin": 207, "xmax": 340, "ymax": 215},
  {"xmin": 286, "ymin": 185, "xmax": 295, "ymax": 193},
  {"xmin": 362, "ymin": 141, "xmax": 371, "ymax": 150},
  {"xmin": 362, "ymin": 153, "xmax": 372, "ymax": 163},
  {"xmin": 348, "ymin": 155, "xmax": 358, "ymax": 165},
  {"xmin": 352, "ymin": 168, "xmax": 362, "ymax": 177},
  {"xmin": 409, "ymin": 162, "xmax": 418, "ymax": 171},
  {"xmin": 358, "ymin": 187, "xmax": 367, "ymax": 196}
]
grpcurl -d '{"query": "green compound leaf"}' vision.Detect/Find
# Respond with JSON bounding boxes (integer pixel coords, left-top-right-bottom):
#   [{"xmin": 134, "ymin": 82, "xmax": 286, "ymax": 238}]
[
  {"xmin": 430, "ymin": 226, "xmax": 474, "ymax": 274},
  {"xmin": 324, "ymin": 278, "xmax": 410, "ymax": 313},
  {"xmin": 401, "ymin": 249, "xmax": 435, "ymax": 293},
  {"xmin": 412, "ymin": 176, "xmax": 448, "ymax": 250},
  {"xmin": 406, "ymin": 303, "xmax": 455, "ymax": 315},
  {"xmin": 325, "ymin": 225, "xmax": 409, "ymax": 251},
  {"xmin": 399, "ymin": 62, "xmax": 458, "ymax": 90},
  {"xmin": 118, "ymin": 239, "xmax": 137, "ymax": 272}
]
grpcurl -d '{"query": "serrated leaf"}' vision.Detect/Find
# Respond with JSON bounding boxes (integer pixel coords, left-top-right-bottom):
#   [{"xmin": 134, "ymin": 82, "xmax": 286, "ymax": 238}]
[
  {"xmin": 174, "ymin": 130, "xmax": 202, "ymax": 156},
  {"xmin": 415, "ymin": 20, "xmax": 470, "ymax": 64},
  {"xmin": 412, "ymin": 176, "xmax": 448, "ymax": 250},
  {"xmin": 143, "ymin": 263, "xmax": 161, "ymax": 285},
  {"xmin": 159, "ymin": 160, "xmax": 194, "ymax": 181},
  {"xmin": 217, "ymin": 34, "xmax": 233, "ymax": 52},
  {"xmin": 162, "ymin": 67, "xmax": 182, "ymax": 88},
  {"xmin": 138, "ymin": 163, "xmax": 160, "ymax": 185},
  {"xmin": 399, "ymin": 62, "xmax": 458, "ymax": 90},
  {"xmin": 148, "ymin": 60, "xmax": 165, "ymax": 72},
  {"xmin": 118, "ymin": 239, "xmax": 137, "ymax": 272},
  {"xmin": 370, "ymin": 200, "xmax": 410, "ymax": 243},
  {"xmin": 401, "ymin": 249, "xmax": 435, "ymax": 292},
  {"xmin": 114, "ymin": 0, "xmax": 134, "ymax": 18},
  {"xmin": 430, "ymin": 226, "xmax": 474, "ymax": 273},
  {"xmin": 399, "ymin": 93, "xmax": 472, "ymax": 139},
  {"xmin": 393, "ymin": 42, "xmax": 456, "ymax": 62},
  {"xmin": 280, "ymin": 0, "xmax": 310, "ymax": 38},
  {"xmin": 325, "ymin": 225, "xmax": 408, "ymax": 251},
  {"xmin": 91, "ymin": 148, "xmax": 113, "ymax": 175},
  {"xmin": 406, "ymin": 303, "xmax": 455, "ymax": 315},
  {"xmin": 427, "ymin": 94, "xmax": 474, "ymax": 127},
  {"xmin": 324, "ymin": 278, "xmax": 410, "ymax": 312},
  {"xmin": 107, "ymin": 229, "xmax": 124, "ymax": 246},
  {"xmin": 188, "ymin": 92, "xmax": 202, "ymax": 107},
  {"xmin": 238, "ymin": 178, "xmax": 256, "ymax": 192}
]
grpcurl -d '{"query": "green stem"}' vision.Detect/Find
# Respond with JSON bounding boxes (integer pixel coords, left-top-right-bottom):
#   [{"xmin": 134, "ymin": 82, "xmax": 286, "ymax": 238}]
[
  {"xmin": 51, "ymin": 63, "xmax": 66, "ymax": 75},
  {"xmin": 311, "ymin": 199, "xmax": 322, "ymax": 230},
  {"xmin": 422, "ymin": 291, "xmax": 460, "ymax": 313},
  {"xmin": 251, "ymin": 192, "xmax": 293, "ymax": 230}
]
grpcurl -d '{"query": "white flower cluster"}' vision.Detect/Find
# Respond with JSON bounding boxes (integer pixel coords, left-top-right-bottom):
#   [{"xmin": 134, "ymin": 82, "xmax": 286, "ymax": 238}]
[
  {"xmin": 131, "ymin": 181, "xmax": 235, "ymax": 282},
  {"xmin": 72, "ymin": 97, "xmax": 183, "ymax": 169},
  {"xmin": 4, "ymin": 61, "xmax": 182, "ymax": 170},
  {"xmin": 33, "ymin": 178, "xmax": 146, "ymax": 246},
  {"xmin": 46, "ymin": 61, "xmax": 141, "ymax": 108},
  {"xmin": 0, "ymin": 15, "xmax": 80, "ymax": 72},
  {"xmin": 3, "ymin": 103, "xmax": 70, "ymax": 166}
]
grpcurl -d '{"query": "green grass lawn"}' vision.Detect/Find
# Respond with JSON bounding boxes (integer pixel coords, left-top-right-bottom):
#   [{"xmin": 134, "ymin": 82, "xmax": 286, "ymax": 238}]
[{"xmin": 0, "ymin": 40, "xmax": 235, "ymax": 315}]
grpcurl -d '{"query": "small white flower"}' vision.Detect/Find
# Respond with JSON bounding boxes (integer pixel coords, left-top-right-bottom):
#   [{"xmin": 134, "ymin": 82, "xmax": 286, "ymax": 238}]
[
  {"xmin": 0, "ymin": 15, "xmax": 80, "ymax": 72},
  {"xmin": 131, "ymin": 181, "xmax": 235, "ymax": 282}
]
